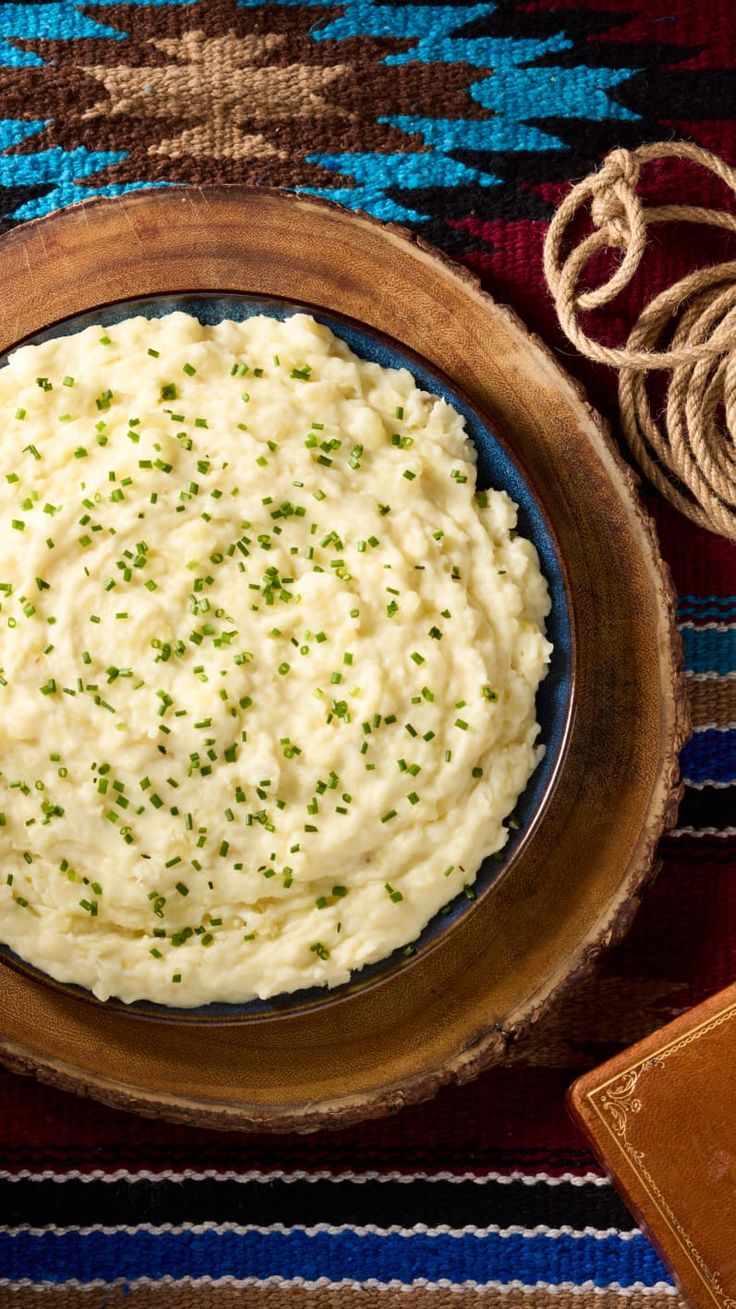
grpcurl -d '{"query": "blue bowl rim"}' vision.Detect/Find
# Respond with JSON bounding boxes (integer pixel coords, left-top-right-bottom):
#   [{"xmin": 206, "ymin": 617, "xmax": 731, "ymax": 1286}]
[{"xmin": 0, "ymin": 290, "xmax": 577, "ymax": 1025}]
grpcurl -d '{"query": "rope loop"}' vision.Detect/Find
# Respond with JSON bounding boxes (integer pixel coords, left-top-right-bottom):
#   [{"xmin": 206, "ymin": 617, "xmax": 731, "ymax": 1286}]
[{"xmin": 543, "ymin": 141, "xmax": 736, "ymax": 540}]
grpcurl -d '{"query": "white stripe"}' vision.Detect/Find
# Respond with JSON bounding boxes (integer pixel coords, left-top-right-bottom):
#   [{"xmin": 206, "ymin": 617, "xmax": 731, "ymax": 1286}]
[
  {"xmin": 0, "ymin": 1276, "xmax": 680, "ymax": 1295},
  {"xmin": 0, "ymin": 1168, "xmax": 610, "ymax": 1187},
  {"xmin": 679, "ymin": 620, "xmax": 735, "ymax": 631},
  {"xmin": 0, "ymin": 1220, "xmax": 640, "ymax": 1240},
  {"xmin": 686, "ymin": 670, "xmax": 736, "ymax": 681},
  {"xmin": 692, "ymin": 721, "xmax": 736, "ymax": 732},
  {"xmin": 684, "ymin": 778, "xmax": 735, "ymax": 790},
  {"xmin": 669, "ymin": 826, "xmax": 736, "ymax": 837}
]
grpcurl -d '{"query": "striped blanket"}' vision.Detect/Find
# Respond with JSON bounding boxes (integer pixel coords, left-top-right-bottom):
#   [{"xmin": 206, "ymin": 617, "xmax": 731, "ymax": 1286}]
[{"xmin": 0, "ymin": 0, "xmax": 735, "ymax": 1301}]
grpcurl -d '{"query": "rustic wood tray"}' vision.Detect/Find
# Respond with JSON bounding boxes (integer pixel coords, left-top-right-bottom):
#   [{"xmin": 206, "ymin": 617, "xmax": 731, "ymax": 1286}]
[{"xmin": 0, "ymin": 188, "xmax": 688, "ymax": 1132}]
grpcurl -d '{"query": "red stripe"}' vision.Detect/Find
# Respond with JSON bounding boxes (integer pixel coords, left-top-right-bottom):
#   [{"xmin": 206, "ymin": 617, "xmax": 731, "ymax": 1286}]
[
  {"xmin": 651, "ymin": 496, "xmax": 736, "ymax": 599},
  {"xmin": 448, "ymin": 221, "xmax": 736, "ymax": 601},
  {"xmin": 0, "ymin": 1061, "xmax": 592, "ymax": 1175},
  {"xmin": 598, "ymin": 844, "xmax": 736, "ymax": 1009},
  {"xmin": 518, "ymin": 0, "xmax": 735, "ymax": 59}
]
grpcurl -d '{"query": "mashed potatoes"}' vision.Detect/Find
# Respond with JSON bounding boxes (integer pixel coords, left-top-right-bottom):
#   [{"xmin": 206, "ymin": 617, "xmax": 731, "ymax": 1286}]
[{"xmin": 0, "ymin": 311, "xmax": 551, "ymax": 1006}]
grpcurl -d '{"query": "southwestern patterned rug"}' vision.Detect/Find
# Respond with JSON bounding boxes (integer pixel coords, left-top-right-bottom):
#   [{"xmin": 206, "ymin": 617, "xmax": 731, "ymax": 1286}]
[{"xmin": 0, "ymin": 0, "xmax": 735, "ymax": 1302}]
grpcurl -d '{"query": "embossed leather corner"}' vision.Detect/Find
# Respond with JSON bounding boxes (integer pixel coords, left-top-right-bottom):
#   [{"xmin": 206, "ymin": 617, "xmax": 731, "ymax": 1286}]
[{"xmin": 569, "ymin": 982, "xmax": 736, "ymax": 1308}]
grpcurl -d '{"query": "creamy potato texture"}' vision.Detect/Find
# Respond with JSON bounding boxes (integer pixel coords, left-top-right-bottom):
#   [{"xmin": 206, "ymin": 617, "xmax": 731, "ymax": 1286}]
[{"xmin": 0, "ymin": 312, "xmax": 552, "ymax": 1006}]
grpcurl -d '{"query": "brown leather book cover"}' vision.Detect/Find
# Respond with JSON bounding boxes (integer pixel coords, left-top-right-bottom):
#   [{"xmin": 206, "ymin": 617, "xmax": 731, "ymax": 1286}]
[{"xmin": 568, "ymin": 981, "xmax": 736, "ymax": 1308}]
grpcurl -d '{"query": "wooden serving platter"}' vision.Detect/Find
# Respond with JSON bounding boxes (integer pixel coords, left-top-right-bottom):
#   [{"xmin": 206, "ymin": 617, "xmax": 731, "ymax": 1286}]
[{"xmin": 0, "ymin": 188, "xmax": 688, "ymax": 1132}]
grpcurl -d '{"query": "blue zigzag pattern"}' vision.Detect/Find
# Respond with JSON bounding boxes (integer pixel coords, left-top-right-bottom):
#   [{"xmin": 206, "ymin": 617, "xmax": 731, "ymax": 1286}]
[
  {"xmin": 0, "ymin": 3, "xmax": 122, "ymax": 68},
  {"xmin": 0, "ymin": 0, "xmax": 197, "ymax": 68},
  {"xmin": 0, "ymin": 0, "xmax": 640, "ymax": 224},
  {"xmin": 247, "ymin": 0, "xmax": 639, "ymax": 221},
  {"xmin": 0, "ymin": 119, "xmax": 167, "ymax": 221}
]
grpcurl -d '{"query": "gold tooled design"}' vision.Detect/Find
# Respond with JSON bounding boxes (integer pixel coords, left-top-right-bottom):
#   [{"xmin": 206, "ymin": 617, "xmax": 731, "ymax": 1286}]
[{"xmin": 590, "ymin": 1002, "xmax": 736, "ymax": 1308}]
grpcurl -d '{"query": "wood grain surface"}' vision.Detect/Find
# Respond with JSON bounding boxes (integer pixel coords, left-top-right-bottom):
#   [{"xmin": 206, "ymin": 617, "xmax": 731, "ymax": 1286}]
[{"xmin": 0, "ymin": 187, "xmax": 689, "ymax": 1132}]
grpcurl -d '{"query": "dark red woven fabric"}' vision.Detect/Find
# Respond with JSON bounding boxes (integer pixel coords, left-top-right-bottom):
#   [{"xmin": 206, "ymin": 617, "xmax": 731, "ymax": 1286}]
[{"xmin": 0, "ymin": 0, "xmax": 734, "ymax": 1296}]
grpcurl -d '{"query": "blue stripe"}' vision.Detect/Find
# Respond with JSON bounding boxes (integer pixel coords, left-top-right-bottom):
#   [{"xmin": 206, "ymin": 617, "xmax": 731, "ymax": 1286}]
[
  {"xmin": 0, "ymin": 1229, "xmax": 669, "ymax": 1284},
  {"xmin": 305, "ymin": 151, "xmax": 500, "ymax": 190},
  {"xmin": 7, "ymin": 179, "xmax": 171, "ymax": 223},
  {"xmin": 681, "ymin": 607, "xmax": 736, "ymax": 619},
  {"xmin": 301, "ymin": 150, "xmax": 500, "ymax": 222},
  {"xmin": 680, "ymin": 729, "xmax": 736, "ymax": 786},
  {"xmin": 0, "ymin": 118, "xmax": 48, "ymax": 151},
  {"xmin": 296, "ymin": 185, "xmax": 430, "ymax": 223},
  {"xmin": 678, "ymin": 595, "xmax": 736, "ymax": 619},
  {"xmin": 467, "ymin": 64, "xmax": 638, "ymax": 121},
  {"xmin": 681, "ymin": 625, "xmax": 736, "ymax": 675},
  {"xmin": 0, "ymin": 142, "xmax": 129, "ymax": 220},
  {"xmin": 309, "ymin": 4, "xmax": 497, "ymax": 44},
  {"xmin": 0, "ymin": 118, "xmax": 172, "ymax": 220},
  {"xmin": 379, "ymin": 114, "xmax": 564, "ymax": 154}
]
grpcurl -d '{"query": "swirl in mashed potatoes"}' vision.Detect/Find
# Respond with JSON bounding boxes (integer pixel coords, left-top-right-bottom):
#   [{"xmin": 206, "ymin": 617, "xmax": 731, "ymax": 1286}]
[{"xmin": 0, "ymin": 311, "xmax": 552, "ymax": 1006}]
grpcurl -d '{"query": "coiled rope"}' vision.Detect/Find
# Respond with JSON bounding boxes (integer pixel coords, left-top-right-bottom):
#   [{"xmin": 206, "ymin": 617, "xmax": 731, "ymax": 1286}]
[{"xmin": 543, "ymin": 141, "xmax": 736, "ymax": 541}]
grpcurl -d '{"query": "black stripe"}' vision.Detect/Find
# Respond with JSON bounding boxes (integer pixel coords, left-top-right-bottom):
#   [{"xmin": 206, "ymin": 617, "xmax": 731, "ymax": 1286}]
[
  {"xmin": 0, "ymin": 1176, "xmax": 634, "ymax": 1231},
  {"xmin": 617, "ymin": 68, "xmax": 736, "ymax": 121},
  {"xmin": 662, "ymin": 833, "xmax": 736, "ymax": 860},
  {"xmin": 678, "ymin": 785, "xmax": 736, "ymax": 830}
]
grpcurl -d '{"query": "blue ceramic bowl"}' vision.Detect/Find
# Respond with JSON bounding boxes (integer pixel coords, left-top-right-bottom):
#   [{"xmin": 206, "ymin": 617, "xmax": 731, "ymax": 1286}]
[{"xmin": 0, "ymin": 294, "xmax": 574, "ymax": 1023}]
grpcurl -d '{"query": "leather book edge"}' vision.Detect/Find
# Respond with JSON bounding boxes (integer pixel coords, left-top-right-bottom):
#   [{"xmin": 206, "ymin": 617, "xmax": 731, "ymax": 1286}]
[{"xmin": 567, "ymin": 982, "xmax": 736, "ymax": 1309}]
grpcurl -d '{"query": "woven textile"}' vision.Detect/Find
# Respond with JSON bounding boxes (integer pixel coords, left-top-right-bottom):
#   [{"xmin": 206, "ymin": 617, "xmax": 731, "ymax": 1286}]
[{"xmin": 0, "ymin": 0, "xmax": 735, "ymax": 1301}]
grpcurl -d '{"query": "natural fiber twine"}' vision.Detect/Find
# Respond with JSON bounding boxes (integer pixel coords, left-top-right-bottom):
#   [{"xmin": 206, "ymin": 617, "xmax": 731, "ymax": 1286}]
[{"xmin": 543, "ymin": 140, "xmax": 736, "ymax": 542}]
